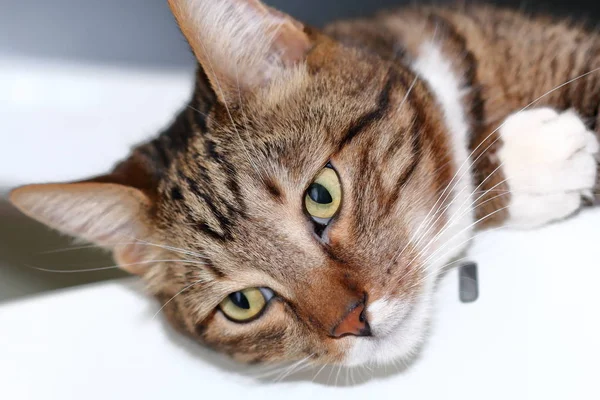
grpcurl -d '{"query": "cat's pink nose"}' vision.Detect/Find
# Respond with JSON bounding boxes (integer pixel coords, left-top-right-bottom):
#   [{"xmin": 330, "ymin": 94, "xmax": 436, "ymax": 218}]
[{"xmin": 331, "ymin": 302, "xmax": 371, "ymax": 338}]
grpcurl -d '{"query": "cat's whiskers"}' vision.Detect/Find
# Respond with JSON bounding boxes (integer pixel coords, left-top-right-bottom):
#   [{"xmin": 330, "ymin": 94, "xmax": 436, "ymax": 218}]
[
  {"xmin": 411, "ymin": 217, "xmax": 515, "ymax": 287},
  {"xmin": 367, "ymin": 363, "xmax": 374, "ymax": 380},
  {"xmin": 375, "ymin": 75, "xmax": 419, "ymax": 262},
  {"xmin": 253, "ymin": 354, "xmax": 314, "ymax": 382},
  {"xmin": 402, "ymin": 170, "xmax": 509, "ymax": 274},
  {"xmin": 402, "ymin": 198, "xmax": 511, "ymax": 284},
  {"xmin": 195, "ymin": 36, "xmax": 267, "ymax": 184},
  {"xmin": 394, "ymin": 66, "xmax": 600, "ymax": 268},
  {"xmin": 326, "ymin": 362, "xmax": 337, "ymax": 385},
  {"xmin": 248, "ymin": 362, "xmax": 289, "ymax": 379},
  {"xmin": 409, "ymin": 224, "xmax": 510, "ymax": 290},
  {"xmin": 39, "ymin": 243, "xmax": 113, "ymax": 254},
  {"xmin": 400, "ymin": 75, "xmax": 419, "ymax": 112},
  {"xmin": 412, "ymin": 139, "xmax": 590, "ymax": 273},
  {"xmin": 409, "ymin": 194, "xmax": 521, "ymax": 290},
  {"xmin": 233, "ymin": 58, "xmax": 276, "ymax": 180},
  {"xmin": 252, "ymin": 363, "xmax": 290, "ymax": 380},
  {"xmin": 413, "ymin": 253, "xmax": 486, "ymax": 289},
  {"xmin": 395, "ymin": 172, "xmax": 508, "ymax": 285},
  {"xmin": 187, "ymin": 103, "xmax": 266, "ymax": 181},
  {"xmin": 334, "ymin": 364, "xmax": 344, "ymax": 387},
  {"xmin": 40, "ymin": 240, "xmax": 208, "ymax": 263},
  {"xmin": 131, "ymin": 238, "xmax": 210, "ymax": 260},
  {"xmin": 423, "ymin": 176, "xmax": 592, "ymax": 262},
  {"xmin": 398, "ymin": 142, "xmax": 498, "ymax": 266},
  {"xmin": 311, "ymin": 363, "xmax": 328, "ymax": 383},
  {"xmin": 151, "ymin": 278, "xmax": 208, "ymax": 320},
  {"xmin": 416, "ymin": 162, "xmax": 505, "ymax": 249},
  {"xmin": 403, "ymin": 193, "xmax": 511, "ymax": 277},
  {"xmin": 24, "ymin": 258, "xmax": 206, "ymax": 274},
  {"xmin": 186, "ymin": 105, "xmax": 229, "ymax": 132},
  {"xmin": 273, "ymin": 353, "xmax": 314, "ymax": 382},
  {"xmin": 391, "ymin": 66, "xmax": 600, "ymax": 285}
]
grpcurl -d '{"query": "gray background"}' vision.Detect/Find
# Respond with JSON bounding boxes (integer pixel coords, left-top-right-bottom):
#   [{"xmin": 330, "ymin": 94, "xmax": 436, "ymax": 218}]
[
  {"xmin": 1, "ymin": 0, "xmax": 599, "ymax": 301},
  {"xmin": 2, "ymin": 0, "xmax": 599, "ymax": 69}
]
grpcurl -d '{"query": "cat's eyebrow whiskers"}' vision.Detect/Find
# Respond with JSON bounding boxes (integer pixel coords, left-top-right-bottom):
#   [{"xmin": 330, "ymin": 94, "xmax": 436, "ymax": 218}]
[
  {"xmin": 232, "ymin": 59, "xmax": 275, "ymax": 180},
  {"xmin": 186, "ymin": 104, "xmax": 228, "ymax": 132},
  {"xmin": 195, "ymin": 36, "xmax": 267, "ymax": 185}
]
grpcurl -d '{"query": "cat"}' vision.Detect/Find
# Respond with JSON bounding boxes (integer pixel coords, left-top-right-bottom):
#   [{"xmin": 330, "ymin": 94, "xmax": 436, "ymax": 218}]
[{"xmin": 9, "ymin": 0, "xmax": 599, "ymax": 367}]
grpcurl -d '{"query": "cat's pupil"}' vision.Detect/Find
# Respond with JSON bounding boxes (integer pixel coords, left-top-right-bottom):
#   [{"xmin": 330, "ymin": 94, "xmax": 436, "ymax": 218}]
[
  {"xmin": 229, "ymin": 292, "xmax": 250, "ymax": 309},
  {"xmin": 308, "ymin": 183, "xmax": 332, "ymax": 204}
]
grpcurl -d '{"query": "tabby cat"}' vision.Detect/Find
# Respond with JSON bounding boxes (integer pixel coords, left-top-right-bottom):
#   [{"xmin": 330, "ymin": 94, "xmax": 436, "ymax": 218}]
[{"xmin": 10, "ymin": 0, "xmax": 599, "ymax": 367}]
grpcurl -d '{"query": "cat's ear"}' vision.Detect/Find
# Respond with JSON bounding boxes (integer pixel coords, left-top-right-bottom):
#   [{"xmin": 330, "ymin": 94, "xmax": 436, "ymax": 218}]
[
  {"xmin": 168, "ymin": 0, "xmax": 312, "ymax": 103},
  {"xmin": 9, "ymin": 182, "xmax": 153, "ymax": 275}
]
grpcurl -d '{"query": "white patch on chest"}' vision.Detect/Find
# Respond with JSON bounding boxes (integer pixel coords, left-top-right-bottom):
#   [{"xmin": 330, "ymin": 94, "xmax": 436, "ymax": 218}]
[{"xmin": 410, "ymin": 42, "xmax": 475, "ymax": 271}]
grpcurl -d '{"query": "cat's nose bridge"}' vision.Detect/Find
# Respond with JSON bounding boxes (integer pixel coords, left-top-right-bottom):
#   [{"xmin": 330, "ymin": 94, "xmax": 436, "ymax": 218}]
[{"xmin": 298, "ymin": 269, "xmax": 371, "ymax": 337}]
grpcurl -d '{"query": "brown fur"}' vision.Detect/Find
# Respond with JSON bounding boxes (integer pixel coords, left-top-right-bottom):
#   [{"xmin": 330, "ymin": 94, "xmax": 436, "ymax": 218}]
[{"xmin": 9, "ymin": 1, "xmax": 600, "ymax": 365}]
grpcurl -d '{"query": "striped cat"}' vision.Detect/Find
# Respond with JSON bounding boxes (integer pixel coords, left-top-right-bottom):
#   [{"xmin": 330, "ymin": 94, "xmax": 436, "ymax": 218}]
[{"xmin": 10, "ymin": 0, "xmax": 599, "ymax": 367}]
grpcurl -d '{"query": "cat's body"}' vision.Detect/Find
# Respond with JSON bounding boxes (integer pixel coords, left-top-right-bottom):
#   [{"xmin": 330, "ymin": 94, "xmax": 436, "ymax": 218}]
[
  {"xmin": 10, "ymin": 1, "xmax": 599, "ymax": 367},
  {"xmin": 327, "ymin": 5, "xmax": 600, "ymax": 223}
]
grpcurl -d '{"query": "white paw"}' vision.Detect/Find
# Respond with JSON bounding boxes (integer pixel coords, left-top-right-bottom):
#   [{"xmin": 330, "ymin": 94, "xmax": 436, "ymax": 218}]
[{"xmin": 498, "ymin": 108, "xmax": 599, "ymax": 228}]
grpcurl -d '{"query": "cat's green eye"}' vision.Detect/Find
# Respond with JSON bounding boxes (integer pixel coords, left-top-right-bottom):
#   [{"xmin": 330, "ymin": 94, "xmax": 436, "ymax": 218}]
[
  {"xmin": 219, "ymin": 288, "xmax": 272, "ymax": 322},
  {"xmin": 305, "ymin": 166, "xmax": 342, "ymax": 224}
]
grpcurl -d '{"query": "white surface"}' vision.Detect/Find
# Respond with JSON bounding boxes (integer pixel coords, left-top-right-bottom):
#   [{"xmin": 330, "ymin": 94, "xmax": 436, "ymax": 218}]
[
  {"xmin": 1, "ymin": 210, "xmax": 599, "ymax": 399},
  {"xmin": 1, "ymin": 58, "xmax": 599, "ymax": 399}
]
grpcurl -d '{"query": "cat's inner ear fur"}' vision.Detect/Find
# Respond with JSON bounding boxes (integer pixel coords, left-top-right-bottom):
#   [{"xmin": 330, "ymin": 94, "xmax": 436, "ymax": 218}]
[
  {"xmin": 168, "ymin": 0, "xmax": 312, "ymax": 103},
  {"xmin": 9, "ymin": 181, "xmax": 153, "ymax": 275}
]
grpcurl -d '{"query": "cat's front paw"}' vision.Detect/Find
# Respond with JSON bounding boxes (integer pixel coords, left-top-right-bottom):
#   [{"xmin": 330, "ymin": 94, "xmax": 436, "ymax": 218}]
[{"xmin": 498, "ymin": 108, "xmax": 599, "ymax": 228}]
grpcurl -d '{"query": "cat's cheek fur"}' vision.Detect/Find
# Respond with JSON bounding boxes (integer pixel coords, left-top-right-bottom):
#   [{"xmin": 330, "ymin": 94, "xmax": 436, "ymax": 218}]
[
  {"xmin": 345, "ymin": 42, "xmax": 476, "ymax": 366},
  {"xmin": 499, "ymin": 108, "xmax": 599, "ymax": 228},
  {"xmin": 347, "ymin": 293, "xmax": 432, "ymax": 366},
  {"xmin": 411, "ymin": 41, "xmax": 475, "ymax": 267}
]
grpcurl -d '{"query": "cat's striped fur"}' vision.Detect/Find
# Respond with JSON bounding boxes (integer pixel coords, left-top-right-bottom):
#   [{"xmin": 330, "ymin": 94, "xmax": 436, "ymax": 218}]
[{"xmin": 10, "ymin": 1, "xmax": 599, "ymax": 366}]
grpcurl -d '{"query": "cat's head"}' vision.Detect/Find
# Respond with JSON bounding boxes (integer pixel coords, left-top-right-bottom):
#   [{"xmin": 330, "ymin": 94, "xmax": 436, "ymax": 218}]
[{"xmin": 10, "ymin": 0, "xmax": 464, "ymax": 366}]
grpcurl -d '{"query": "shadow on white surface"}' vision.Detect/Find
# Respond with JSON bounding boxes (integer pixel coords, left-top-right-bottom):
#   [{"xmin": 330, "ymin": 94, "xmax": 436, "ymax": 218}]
[
  {"xmin": 1, "ymin": 208, "xmax": 599, "ymax": 399},
  {"xmin": 0, "ymin": 195, "xmax": 127, "ymax": 302}
]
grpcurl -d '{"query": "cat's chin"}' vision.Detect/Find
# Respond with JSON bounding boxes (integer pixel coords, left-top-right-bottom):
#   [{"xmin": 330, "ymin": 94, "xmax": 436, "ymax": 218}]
[{"xmin": 343, "ymin": 290, "xmax": 433, "ymax": 367}]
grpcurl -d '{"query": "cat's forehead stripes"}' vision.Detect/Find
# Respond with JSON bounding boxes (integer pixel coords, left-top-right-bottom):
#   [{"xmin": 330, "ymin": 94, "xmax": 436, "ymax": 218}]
[{"xmin": 335, "ymin": 69, "xmax": 396, "ymax": 152}]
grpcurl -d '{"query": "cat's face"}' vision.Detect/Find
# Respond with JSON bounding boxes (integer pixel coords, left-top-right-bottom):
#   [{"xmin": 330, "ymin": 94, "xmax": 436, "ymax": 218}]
[{"xmin": 10, "ymin": 0, "xmax": 463, "ymax": 367}]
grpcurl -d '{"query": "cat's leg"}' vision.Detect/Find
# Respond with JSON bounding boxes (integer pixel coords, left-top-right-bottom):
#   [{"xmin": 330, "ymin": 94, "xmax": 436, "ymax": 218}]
[{"xmin": 498, "ymin": 108, "xmax": 599, "ymax": 229}]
